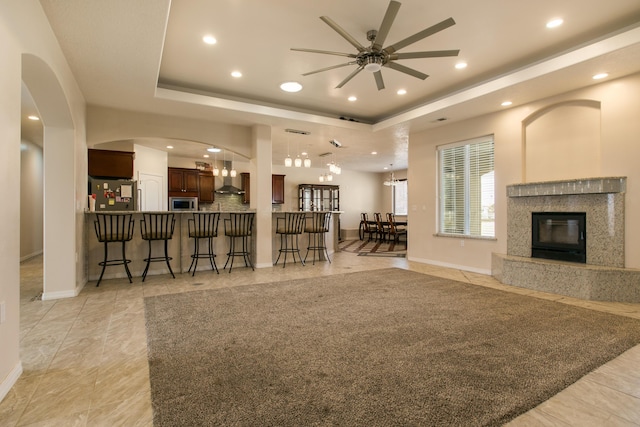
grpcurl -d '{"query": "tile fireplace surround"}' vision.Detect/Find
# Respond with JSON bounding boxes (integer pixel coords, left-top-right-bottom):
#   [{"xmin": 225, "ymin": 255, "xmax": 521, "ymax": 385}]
[{"xmin": 492, "ymin": 177, "xmax": 640, "ymax": 302}]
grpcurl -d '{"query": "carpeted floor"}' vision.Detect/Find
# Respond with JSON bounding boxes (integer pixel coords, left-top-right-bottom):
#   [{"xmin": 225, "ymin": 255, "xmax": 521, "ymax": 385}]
[{"xmin": 144, "ymin": 268, "xmax": 640, "ymax": 426}]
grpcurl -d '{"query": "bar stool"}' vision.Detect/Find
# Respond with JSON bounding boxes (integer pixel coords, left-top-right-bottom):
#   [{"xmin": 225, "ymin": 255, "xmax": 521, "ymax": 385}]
[
  {"xmin": 93, "ymin": 213, "xmax": 135, "ymax": 286},
  {"xmin": 140, "ymin": 213, "xmax": 176, "ymax": 281},
  {"xmin": 274, "ymin": 212, "xmax": 307, "ymax": 267},
  {"xmin": 223, "ymin": 212, "xmax": 255, "ymax": 272},
  {"xmin": 304, "ymin": 211, "xmax": 332, "ymax": 265},
  {"xmin": 188, "ymin": 212, "xmax": 220, "ymax": 276}
]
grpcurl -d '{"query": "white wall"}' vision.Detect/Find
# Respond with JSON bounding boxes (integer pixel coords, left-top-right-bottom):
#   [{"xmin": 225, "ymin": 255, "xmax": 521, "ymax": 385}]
[
  {"xmin": 20, "ymin": 140, "xmax": 43, "ymax": 261},
  {"xmin": 408, "ymin": 72, "xmax": 640, "ymax": 273},
  {"xmin": 0, "ymin": 0, "xmax": 87, "ymax": 401}
]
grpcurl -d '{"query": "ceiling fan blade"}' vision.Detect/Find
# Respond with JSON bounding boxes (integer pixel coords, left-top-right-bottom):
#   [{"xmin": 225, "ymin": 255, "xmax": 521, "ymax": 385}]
[
  {"xmin": 335, "ymin": 66, "xmax": 364, "ymax": 88},
  {"xmin": 372, "ymin": 0, "xmax": 401, "ymax": 51},
  {"xmin": 320, "ymin": 16, "xmax": 366, "ymax": 52},
  {"xmin": 291, "ymin": 48, "xmax": 357, "ymax": 58},
  {"xmin": 385, "ymin": 61, "xmax": 429, "ymax": 80},
  {"xmin": 392, "ymin": 49, "xmax": 460, "ymax": 60},
  {"xmin": 374, "ymin": 70, "xmax": 385, "ymax": 90},
  {"xmin": 303, "ymin": 62, "xmax": 357, "ymax": 76},
  {"xmin": 384, "ymin": 17, "xmax": 456, "ymax": 54}
]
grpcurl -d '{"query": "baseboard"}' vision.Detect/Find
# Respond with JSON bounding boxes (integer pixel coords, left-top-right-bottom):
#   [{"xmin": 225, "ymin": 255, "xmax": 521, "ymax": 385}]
[
  {"xmin": 0, "ymin": 361, "xmax": 23, "ymax": 403},
  {"xmin": 42, "ymin": 286, "xmax": 80, "ymax": 301},
  {"xmin": 407, "ymin": 256, "xmax": 491, "ymax": 276},
  {"xmin": 20, "ymin": 250, "xmax": 43, "ymax": 263}
]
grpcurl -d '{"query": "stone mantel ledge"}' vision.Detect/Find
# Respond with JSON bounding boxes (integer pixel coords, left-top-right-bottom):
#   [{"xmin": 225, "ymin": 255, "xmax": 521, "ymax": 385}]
[{"xmin": 507, "ymin": 177, "xmax": 626, "ymax": 198}]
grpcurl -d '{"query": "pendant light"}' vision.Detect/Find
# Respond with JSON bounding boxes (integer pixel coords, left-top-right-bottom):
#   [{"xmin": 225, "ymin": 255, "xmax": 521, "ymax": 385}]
[
  {"xmin": 213, "ymin": 150, "xmax": 219, "ymax": 176},
  {"xmin": 222, "ymin": 150, "xmax": 228, "ymax": 177},
  {"xmin": 230, "ymin": 152, "xmax": 237, "ymax": 177},
  {"xmin": 294, "ymin": 138, "xmax": 302, "ymax": 167},
  {"xmin": 284, "ymin": 134, "xmax": 292, "ymax": 167}
]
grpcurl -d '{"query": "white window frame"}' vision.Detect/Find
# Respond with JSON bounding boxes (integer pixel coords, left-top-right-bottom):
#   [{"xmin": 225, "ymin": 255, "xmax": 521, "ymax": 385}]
[
  {"xmin": 437, "ymin": 135, "xmax": 495, "ymax": 238},
  {"xmin": 392, "ymin": 179, "xmax": 408, "ymax": 215}
]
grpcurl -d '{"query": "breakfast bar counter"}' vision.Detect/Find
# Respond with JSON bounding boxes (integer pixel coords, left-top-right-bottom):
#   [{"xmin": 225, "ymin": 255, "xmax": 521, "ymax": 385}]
[{"xmin": 85, "ymin": 210, "xmax": 340, "ymax": 282}]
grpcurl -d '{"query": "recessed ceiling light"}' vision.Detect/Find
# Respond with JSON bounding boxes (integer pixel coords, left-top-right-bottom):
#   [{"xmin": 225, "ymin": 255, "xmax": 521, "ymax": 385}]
[
  {"xmin": 27, "ymin": 115, "xmax": 40, "ymax": 121},
  {"xmin": 348, "ymin": 96, "xmax": 357, "ymax": 102},
  {"xmin": 397, "ymin": 89, "xmax": 407, "ymax": 95},
  {"xmin": 546, "ymin": 18, "xmax": 563, "ymax": 29},
  {"xmin": 231, "ymin": 71, "xmax": 242, "ymax": 78},
  {"xmin": 301, "ymin": 151, "xmax": 308, "ymax": 156},
  {"xmin": 280, "ymin": 82, "xmax": 302, "ymax": 92},
  {"xmin": 383, "ymin": 166, "xmax": 389, "ymax": 170},
  {"xmin": 203, "ymin": 35, "xmax": 217, "ymax": 45},
  {"xmin": 371, "ymin": 151, "xmax": 378, "ymax": 155},
  {"xmin": 203, "ymin": 154, "xmax": 210, "ymax": 158},
  {"xmin": 207, "ymin": 147, "xmax": 221, "ymax": 153},
  {"xmin": 166, "ymin": 145, "xmax": 174, "ymax": 149},
  {"xmin": 455, "ymin": 62, "xmax": 467, "ymax": 69},
  {"xmin": 501, "ymin": 101, "xmax": 513, "ymax": 107},
  {"xmin": 593, "ymin": 73, "xmax": 609, "ymax": 80}
]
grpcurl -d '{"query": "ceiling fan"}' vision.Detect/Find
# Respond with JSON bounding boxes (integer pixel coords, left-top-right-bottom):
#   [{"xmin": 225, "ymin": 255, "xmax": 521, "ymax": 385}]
[{"xmin": 291, "ymin": 0, "xmax": 459, "ymax": 90}]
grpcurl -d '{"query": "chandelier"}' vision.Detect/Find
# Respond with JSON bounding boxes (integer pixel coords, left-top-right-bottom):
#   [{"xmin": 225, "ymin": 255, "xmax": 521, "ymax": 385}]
[{"xmin": 384, "ymin": 172, "xmax": 400, "ymax": 186}]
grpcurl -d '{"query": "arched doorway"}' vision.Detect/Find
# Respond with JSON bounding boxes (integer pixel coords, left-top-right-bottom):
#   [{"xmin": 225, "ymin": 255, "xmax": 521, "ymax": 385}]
[{"xmin": 21, "ymin": 54, "xmax": 77, "ymax": 300}]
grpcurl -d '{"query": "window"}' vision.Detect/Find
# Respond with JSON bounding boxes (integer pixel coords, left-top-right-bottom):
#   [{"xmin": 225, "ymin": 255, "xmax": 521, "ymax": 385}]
[
  {"xmin": 393, "ymin": 179, "xmax": 408, "ymax": 215},
  {"xmin": 438, "ymin": 136, "xmax": 494, "ymax": 237}
]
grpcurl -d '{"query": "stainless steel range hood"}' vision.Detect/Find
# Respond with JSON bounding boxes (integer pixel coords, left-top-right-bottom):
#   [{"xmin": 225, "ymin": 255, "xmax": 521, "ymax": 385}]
[{"xmin": 215, "ymin": 161, "xmax": 244, "ymax": 194}]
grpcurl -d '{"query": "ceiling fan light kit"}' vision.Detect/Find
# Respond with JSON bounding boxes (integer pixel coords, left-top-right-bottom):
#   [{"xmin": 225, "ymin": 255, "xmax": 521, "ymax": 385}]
[{"xmin": 292, "ymin": 0, "xmax": 459, "ymax": 90}]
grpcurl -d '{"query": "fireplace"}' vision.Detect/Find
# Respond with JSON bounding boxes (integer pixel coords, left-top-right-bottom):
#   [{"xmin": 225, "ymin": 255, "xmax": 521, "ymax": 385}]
[{"xmin": 531, "ymin": 212, "xmax": 586, "ymax": 263}]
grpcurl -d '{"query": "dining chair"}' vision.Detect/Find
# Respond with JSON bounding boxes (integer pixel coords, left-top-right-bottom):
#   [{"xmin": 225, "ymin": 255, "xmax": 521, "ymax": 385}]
[{"xmin": 387, "ymin": 212, "xmax": 407, "ymax": 249}]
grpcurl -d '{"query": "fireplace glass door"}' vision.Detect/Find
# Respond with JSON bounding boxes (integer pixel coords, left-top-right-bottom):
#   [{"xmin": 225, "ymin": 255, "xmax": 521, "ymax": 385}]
[{"xmin": 531, "ymin": 212, "xmax": 586, "ymax": 263}]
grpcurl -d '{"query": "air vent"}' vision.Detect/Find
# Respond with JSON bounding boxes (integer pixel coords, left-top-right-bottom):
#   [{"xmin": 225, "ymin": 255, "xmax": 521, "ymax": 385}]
[
  {"xmin": 319, "ymin": 152, "xmax": 333, "ymax": 157},
  {"xmin": 433, "ymin": 117, "xmax": 448, "ymax": 122},
  {"xmin": 285, "ymin": 128, "xmax": 310, "ymax": 135},
  {"xmin": 329, "ymin": 139, "xmax": 342, "ymax": 148}
]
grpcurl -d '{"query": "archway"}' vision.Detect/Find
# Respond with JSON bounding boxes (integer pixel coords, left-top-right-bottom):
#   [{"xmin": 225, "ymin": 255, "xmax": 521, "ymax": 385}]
[{"xmin": 21, "ymin": 54, "xmax": 77, "ymax": 300}]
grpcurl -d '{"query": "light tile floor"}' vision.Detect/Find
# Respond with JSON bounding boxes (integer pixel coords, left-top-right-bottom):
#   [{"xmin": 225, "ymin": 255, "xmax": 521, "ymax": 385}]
[{"xmin": 2, "ymin": 251, "xmax": 640, "ymax": 426}]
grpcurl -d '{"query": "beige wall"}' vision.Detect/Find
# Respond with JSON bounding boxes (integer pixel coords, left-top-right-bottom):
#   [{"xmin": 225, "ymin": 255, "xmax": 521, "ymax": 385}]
[
  {"xmin": 1, "ymin": 0, "xmax": 87, "ymax": 401},
  {"xmin": 407, "ymin": 72, "xmax": 640, "ymax": 273},
  {"xmin": 20, "ymin": 140, "xmax": 43, "ymax": 261}
]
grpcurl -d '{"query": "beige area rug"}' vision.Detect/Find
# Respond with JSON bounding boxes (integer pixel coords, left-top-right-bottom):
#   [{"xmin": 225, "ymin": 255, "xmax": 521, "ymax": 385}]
[
  {"xmin": 339, "ymin": 239, "xmax": 406, "ymax": 257},
  {"xmin": 144, "ymin": 268, "xmax": 640, "ymax": 426}
]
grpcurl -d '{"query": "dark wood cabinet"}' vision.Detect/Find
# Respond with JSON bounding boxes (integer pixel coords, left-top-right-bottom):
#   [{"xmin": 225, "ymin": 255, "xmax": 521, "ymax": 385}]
[
  {"xmin": 272, "ymin": 174, "xmax": 285, "ymax": 204},
  {"xmin": 168, "ymin": 167, "xmax": 199, "ymax": 197},
  {"xmin": 241, "ymin": 173, "xmax": 250, "ymax": 204},
  {"xmin": 198, "ymin": 172, "xmax": 215, "ymax": 203},
  {"xmin": 238, "ymin": 173, "xmax": 284, "ymax": 204},
  {"xmin": 88, "ymin": 149, "xmax": 134, "ymax": 179}
]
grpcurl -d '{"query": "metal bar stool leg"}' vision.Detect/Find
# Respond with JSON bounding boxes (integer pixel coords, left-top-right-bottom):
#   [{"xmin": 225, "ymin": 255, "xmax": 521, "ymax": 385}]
[{"xmin": 121, "ymin": 241, "xmax": 133, "ymax": 282}]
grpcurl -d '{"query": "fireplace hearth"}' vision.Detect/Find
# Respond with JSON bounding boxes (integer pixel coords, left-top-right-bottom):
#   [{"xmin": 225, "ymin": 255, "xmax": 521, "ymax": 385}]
[{"xmin": 531, "ymin": 212, "xmax": 586, "ymax": 263}]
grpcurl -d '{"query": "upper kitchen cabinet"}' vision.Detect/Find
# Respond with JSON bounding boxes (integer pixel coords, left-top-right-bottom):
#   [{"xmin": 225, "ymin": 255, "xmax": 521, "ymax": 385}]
[
  {"xmin": 272, "ymin": 174, "xmax": 285, "ymax": 204},
  {"xmin": 168, "ymin": 167, "xmax": 199, "ymax": 198},
  {"xmin": 241, "ymin": 173, "xmax": 250, "ymax": 204},
  {"xmin": 88, "ymin": 149, "xmax": 134, "ymax": 179},
  {"xmin": 239, "ymin": 173, "xmax": 284, "ymax": 204},
  {"xmin": 198, "ymin": 172, "xmax": 215, "ymax": 203}
]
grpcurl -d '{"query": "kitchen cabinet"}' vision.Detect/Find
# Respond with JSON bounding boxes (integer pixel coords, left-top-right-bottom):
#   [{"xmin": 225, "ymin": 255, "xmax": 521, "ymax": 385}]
[
  {"xmin": 238, "ymin": 173, "xmax": 284, "ymax": 204},
  {"xmin": 168, "ymin": 167, "xmax": 199, "ymax": 198},
  {"xmin": 88, "ymin": 149, "xmax": 134, "ymax": 179},
  {"xmin": 198, "ymin": 172, "xmax": 215, "ymax": 203},
  {"xmin": 241, "ymin": 173, "xmax": 250, "ymax": 204},
  {"xmin": 298, "ymin": 184, "xmax": 340, "ymax": 211},
  {"xmin": 272, "ymin": 174, "xmax": 285, "ymax": 204}
]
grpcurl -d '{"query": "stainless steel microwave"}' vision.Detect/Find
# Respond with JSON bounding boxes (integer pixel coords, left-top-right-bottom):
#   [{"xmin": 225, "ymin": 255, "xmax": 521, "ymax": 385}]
[{"xmin": 169, "ymin": 197, "xmax": 198, "ymax": 211}]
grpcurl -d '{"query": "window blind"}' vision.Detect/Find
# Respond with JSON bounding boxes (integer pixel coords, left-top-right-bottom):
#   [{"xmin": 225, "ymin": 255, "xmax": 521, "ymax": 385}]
[{"xmin": 438, "ymin": 136, "xmax": 494, "ymax": 237}]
